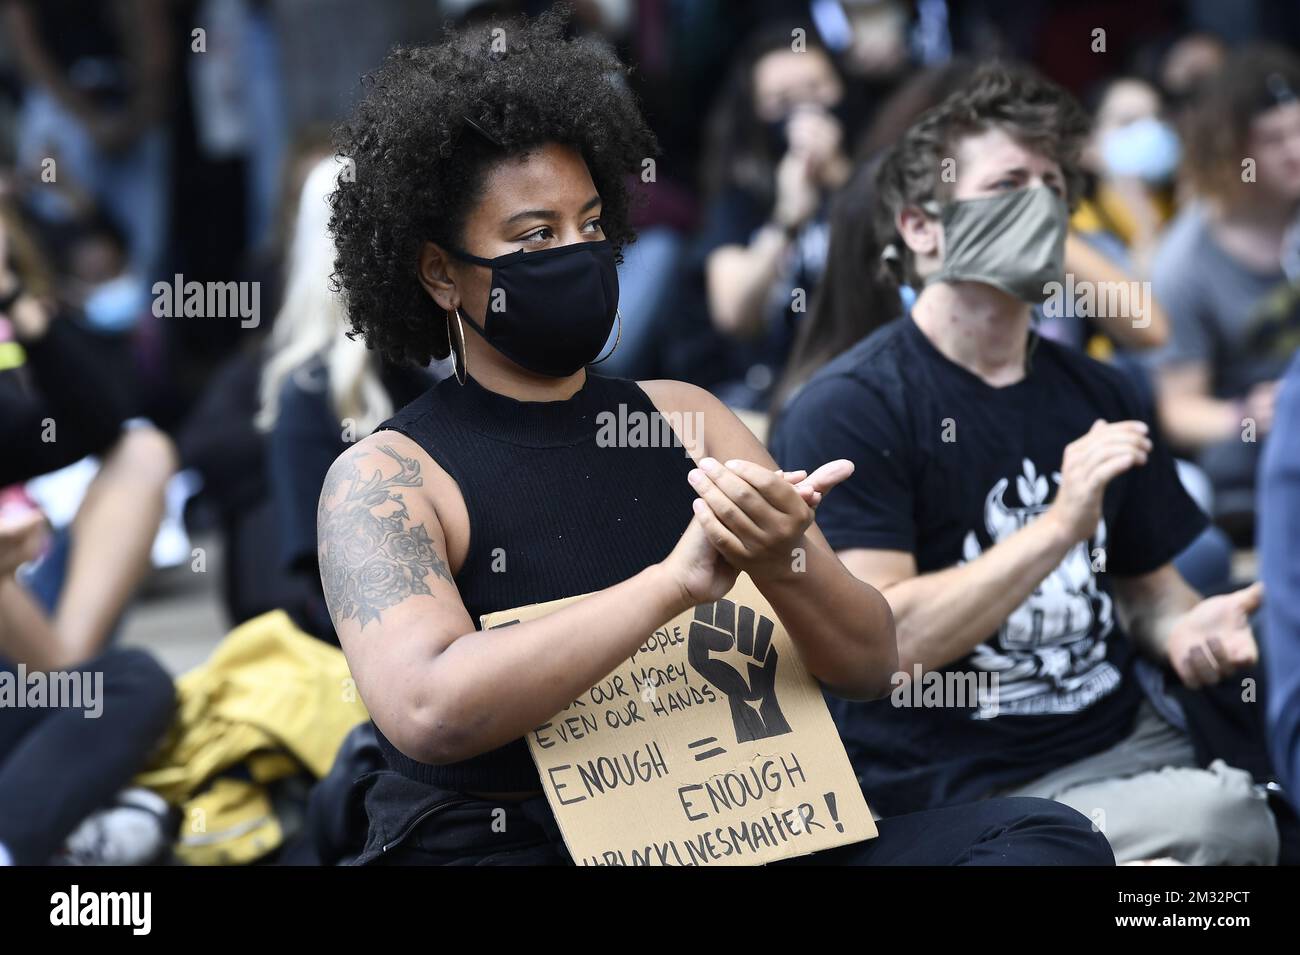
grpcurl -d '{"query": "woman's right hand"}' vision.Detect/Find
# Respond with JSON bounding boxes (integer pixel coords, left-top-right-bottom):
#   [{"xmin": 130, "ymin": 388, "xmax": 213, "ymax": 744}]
[{"xmin": 660, "ymin": 512, "xmax": 740, "ymax": 608}]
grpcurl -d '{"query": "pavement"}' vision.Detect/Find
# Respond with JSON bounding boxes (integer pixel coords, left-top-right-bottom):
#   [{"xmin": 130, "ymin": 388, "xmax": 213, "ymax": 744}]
[{"xmin": 118, "ymin": 531, "xmax": 229, "ymax": 676}]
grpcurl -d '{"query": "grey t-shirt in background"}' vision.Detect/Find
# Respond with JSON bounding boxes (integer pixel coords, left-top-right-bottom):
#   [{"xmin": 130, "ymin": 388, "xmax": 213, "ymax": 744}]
[{"xmin": 1148, "ymin": 202, "xmax": 1300, "ymax": 399}]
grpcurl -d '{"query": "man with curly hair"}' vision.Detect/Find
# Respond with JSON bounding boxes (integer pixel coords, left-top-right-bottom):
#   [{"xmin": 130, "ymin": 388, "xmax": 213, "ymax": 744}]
[
  {"xmin": 316, "ymin": 9, "xmax": 1112, "ymax": 865},
  {"xmin": 772, "ymin": 63, "xmax": 1278, "ymax": 864}
]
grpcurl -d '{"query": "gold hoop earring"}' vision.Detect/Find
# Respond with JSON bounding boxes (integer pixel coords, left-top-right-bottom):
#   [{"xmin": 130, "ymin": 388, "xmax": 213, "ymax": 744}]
[
  {"xmin": 588, "ymin": 309, "xmax": 622, "ymax": 366},
  {"xmin": 446, "ymin": 307, "xmax": 468, "ymax": 385}
]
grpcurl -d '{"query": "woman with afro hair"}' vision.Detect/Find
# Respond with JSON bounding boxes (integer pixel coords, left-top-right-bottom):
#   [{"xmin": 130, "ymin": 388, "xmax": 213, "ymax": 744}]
[{"xmin": 319, "ymin": 7, "xmax": 1112, "ymax": 866}]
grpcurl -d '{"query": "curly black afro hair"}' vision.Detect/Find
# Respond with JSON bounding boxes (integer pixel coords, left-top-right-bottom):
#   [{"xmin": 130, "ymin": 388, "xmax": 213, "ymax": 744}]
[{"xmin": 329, "ymin": 6, "xmax": 657, "ymax": 367}]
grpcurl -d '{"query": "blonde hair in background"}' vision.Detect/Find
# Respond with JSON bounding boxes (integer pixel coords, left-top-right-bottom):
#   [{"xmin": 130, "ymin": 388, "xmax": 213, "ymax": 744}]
[
  {"xmin": 257, "ymin": 157, "xmax": 391, "ymax": 435},
  {"xmin": 0, "ymin": 199, "xmax": 55, "ymax": 298}
]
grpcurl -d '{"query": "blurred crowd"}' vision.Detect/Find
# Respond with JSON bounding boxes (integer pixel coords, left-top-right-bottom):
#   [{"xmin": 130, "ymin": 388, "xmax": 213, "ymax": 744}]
[{"xmin": 0, "ymin": 0, "xmax": 1299, "ymax": 866}]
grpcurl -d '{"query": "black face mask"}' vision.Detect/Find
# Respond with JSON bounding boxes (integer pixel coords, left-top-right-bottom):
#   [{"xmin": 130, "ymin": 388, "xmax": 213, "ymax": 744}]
[{"xmin": 446, "ymin": 239, "xmax": 620, "ymax": 378}]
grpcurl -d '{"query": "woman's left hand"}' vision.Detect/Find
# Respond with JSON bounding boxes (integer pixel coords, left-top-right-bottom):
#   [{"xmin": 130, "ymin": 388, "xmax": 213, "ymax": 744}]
[{"xmin": 687, "ymin": 457, "xmax": 853, "ymax": 581}]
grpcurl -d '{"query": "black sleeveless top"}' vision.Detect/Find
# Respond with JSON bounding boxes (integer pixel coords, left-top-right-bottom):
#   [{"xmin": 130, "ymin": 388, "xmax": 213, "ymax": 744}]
[{"xmin": 372, "ymin": 372, "xmax": 700, "ymax": 791}]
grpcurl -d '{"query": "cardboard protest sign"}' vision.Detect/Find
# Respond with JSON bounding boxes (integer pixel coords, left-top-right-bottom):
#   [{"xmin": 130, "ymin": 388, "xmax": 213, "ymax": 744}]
[{"xmin": 480, "ymin": 574, "xmax": 877, "ymax": 866}]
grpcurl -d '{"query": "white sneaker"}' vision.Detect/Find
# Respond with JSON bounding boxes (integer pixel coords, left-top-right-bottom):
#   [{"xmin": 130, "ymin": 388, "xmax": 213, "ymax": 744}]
[{"xmin": 55, "ymin": 788, "xmax": 172, "ymax": 865}]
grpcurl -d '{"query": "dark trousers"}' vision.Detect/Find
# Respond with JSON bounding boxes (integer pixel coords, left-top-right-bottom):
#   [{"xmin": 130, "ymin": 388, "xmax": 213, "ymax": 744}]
[
  {"xmin": 356, "ymin": 770, "xmax": 1113, "ymax": 866},
  {"xmin": 0, "ymin": 648, "xmax": 175, "ymax": 865},
  {"xmin": 782, "ymin": 796, "xmax": 1114, "ymax": 865}
]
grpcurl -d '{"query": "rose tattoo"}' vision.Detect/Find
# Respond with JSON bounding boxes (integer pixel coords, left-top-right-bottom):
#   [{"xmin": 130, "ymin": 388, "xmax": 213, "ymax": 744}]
[{"xmin": 318, "ymin": 444, "xmax": 452, "ymax": 628}]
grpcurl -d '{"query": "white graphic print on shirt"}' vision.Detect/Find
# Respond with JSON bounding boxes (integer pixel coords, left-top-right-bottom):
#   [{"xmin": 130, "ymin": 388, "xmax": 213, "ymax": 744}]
[{"xmin": 961, "ymin": 459, "xmax": 1121, "ymax": 720}]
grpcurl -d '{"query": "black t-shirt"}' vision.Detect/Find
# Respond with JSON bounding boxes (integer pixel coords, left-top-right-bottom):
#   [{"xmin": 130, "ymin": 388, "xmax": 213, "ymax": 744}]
[{"xmin": 770, "ymin": 317, "xmax": 1208, "ymax": 815}]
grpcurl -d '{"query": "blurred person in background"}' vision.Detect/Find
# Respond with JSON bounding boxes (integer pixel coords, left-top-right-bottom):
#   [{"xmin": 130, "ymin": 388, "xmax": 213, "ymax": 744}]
[
  {"xmin": 257, "ymin": 156, "xmax": 443, "ymax": 643},
  {"xmin": 0, "ymin": 508, "xmax": 176, "ymax": 866},
  {"xmin": 3, "ymin": 0, "xmax": 172, "ymax": 285},
  {"xmin": 1064, "ymin": 72, "xmax": 1239, "ymax": 592},
  {"xmin": 1074, "ymin": 76, "xmax": 1177, "ymax": 283},
  {"xmin": 1146, "ymin": 45, "xmax": 1300, "ymax": 535},
  {"xmin": 769, "ymin": 159, "xmax": 898, "ymax": 414},
  {"xmin": 1034, "ymin": 76, "xmax": 1172, "ymax": 361},
  {"xmin": 58, "ymin": 212, "xmax": 145, "ymax": 337},
  {"xmin": 0, "ymin": 200, "xmax": 175, "ymax": 667},
  {"xmin": 0, "ymin": 170, "xmax": 149, "ymax": 373},
  {"xmin": 698, "ymin": 23, "xmax": 855, "ymax": 409},
  {"xmin": 0, "ymin": 205, "xmax": 176, "ymax": 867}
]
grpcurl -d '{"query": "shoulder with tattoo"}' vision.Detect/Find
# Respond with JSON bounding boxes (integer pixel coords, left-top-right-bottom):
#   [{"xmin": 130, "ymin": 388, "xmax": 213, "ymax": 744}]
[{"xmin": 317, "ymin": 434, "xmax": 452, "ymax": 630}]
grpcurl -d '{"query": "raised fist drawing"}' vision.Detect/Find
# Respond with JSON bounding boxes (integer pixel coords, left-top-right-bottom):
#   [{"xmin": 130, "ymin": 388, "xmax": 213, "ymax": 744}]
[{"xmin": 688, "ymin": 598, "xmax": 792, "ymax": 743}]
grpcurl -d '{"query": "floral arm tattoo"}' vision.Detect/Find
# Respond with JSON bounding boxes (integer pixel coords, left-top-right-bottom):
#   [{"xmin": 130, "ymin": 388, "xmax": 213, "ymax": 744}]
[{"xmin": 318, "ymin": 444, "xmax": 452, "ymax": 628}]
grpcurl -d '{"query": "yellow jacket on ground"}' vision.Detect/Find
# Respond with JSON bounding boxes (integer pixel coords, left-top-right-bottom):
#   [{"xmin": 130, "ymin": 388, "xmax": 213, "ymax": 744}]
[{"xmin": 136, "ymin": 610, "xmax": 368, "ymax": 864}]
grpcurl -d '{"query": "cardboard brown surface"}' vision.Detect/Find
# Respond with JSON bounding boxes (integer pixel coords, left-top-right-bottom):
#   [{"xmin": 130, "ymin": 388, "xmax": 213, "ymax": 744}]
[{"xmin": 481, "ymin": 574, "xmax": 877, "ymax": 866}]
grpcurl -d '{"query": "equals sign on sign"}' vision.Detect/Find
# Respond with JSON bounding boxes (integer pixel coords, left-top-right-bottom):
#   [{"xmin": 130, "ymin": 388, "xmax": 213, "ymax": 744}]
[{"xmin": 689, "ymin": 736, "xmax": 726, "ymax": 761}]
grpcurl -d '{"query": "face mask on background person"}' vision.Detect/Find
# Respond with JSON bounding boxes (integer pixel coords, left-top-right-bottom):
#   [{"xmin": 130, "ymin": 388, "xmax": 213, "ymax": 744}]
[
  {"xmin": 1101, "ymin": 116, "xmax": 1181, "ymax": 183},
  {"xmin": 924, "ymin": 186, "xmax": 1069, "ymax": 304},
  {"xmin": 445, "ymin": 238, "xmax": 619, "ymax": 378},
  {"xmin": 82, "ymin": 273, "xmax": 148, "ymax": 332}
]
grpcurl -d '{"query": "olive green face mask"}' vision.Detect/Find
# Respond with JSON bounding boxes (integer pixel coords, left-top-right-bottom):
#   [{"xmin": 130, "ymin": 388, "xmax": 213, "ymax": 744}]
[{"xmin": 924, "ymin": 186, "xmax": 1068, "ymax": 304}]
